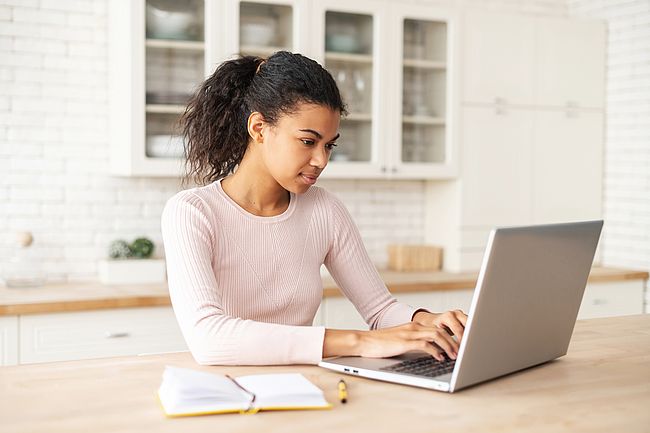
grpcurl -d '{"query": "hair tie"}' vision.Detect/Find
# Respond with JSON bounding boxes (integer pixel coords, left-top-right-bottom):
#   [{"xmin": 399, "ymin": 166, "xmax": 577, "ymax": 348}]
[{"xmin": 255, "ymin": 59, "xmax": 267, "ymax": 74}]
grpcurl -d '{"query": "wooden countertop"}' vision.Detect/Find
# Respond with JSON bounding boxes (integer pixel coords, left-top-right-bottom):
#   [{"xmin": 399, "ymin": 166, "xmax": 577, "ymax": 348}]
[
  {"xmin": 1, "ymin": 314, "xmax": 648, "ymax": 433},
  {"xmin": 0, "ymin": 266, "xmax": 646, "ymax": 316}
]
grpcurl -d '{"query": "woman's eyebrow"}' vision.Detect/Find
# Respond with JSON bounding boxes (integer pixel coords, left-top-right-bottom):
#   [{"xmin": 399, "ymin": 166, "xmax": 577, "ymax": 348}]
[{"xmin": 299, "ymin": 129, "xmax": 340, "ymax": 142}]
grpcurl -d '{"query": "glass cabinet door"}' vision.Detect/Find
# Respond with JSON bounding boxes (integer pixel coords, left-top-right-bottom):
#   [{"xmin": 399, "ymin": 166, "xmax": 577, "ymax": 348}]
[
  {"xmin": 400, "ymin": 18, "xmax": 448, "ymax": 165},
  {"xmin": 238, "ymin": 2, "xmax": 293, "ymax": 57},
  {"xmin": 144, "ymin": 0, "xmax": 205, "ymax": 159},
  {"xmin": 324, "ymin": 11, "xmax": 374, "ymax": 165}
]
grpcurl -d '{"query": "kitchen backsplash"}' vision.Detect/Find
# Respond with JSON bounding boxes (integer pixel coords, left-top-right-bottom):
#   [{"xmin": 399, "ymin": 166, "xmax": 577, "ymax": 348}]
[{"xmin": 1, "ymin": 0, "xmax": 648, "ymax": 282}]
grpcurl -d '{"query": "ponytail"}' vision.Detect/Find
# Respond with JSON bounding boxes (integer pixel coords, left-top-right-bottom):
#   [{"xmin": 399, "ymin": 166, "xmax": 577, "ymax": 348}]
[
  {"xmin": 180, "ymin": 51, "xmax": 346, "ymax": 186},
  {"xmin": 181, "ymin": 56, "xmax": 263, "ymax": 186}
]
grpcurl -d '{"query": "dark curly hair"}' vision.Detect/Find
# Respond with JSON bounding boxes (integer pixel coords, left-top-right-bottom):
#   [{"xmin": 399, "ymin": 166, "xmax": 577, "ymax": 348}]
[{"xmin": 180, "ymin": 51, "xmax": 347, "ymax": 186}]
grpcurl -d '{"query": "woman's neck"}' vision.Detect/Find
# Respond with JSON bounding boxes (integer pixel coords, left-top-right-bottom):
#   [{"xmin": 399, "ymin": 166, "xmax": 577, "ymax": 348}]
[{"xmin": 221, "ymin": 160, "xmax": 290, "ymax": 217}]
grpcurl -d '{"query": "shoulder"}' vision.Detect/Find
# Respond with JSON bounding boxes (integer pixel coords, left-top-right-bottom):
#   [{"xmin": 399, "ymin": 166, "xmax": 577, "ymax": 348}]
[
  {"xmin": 305, "ymin": 186, "xmax": 352, "ymax": 223},
  {"xmin": 306, "ymin": 185, "xmax": 344, "ymax": 207},
  {"xmin": 162, "ymin": 183, "xmax": 219, "ymax": 224}
]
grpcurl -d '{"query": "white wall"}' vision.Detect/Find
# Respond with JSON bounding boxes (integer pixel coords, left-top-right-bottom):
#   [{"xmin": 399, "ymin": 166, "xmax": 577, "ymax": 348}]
[
  {"xmin": 567, "ymin": 0, "xmax": 650, "ymax": 270},
  {"xmin": 5, "ymin": 0, "xmax": 644, "ymax": 284}
]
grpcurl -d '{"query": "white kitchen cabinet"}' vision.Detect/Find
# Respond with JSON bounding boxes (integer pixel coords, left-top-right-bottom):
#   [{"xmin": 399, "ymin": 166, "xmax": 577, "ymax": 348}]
[
  {"xmin": 462, "ymin": 10, "xmax": 605, "ymax": 109},
  {"xmin": 108, "ymin": 0, "xmax": 221, "ymax": 177},
  {"xmin": 223, "ymin": 0, "xmax": 310, "ymax": 57},
  {"xmin": 0, "ymin": 316, "xmax": 18, "ymax": 366},
  {"xmin": 310, "ymin": 0, "xmax": 386, "ymax": 178},
  {"xmin": 460, "ymin": 106, "xmax": 534, "ymax": 228},
  {"xmin": 462, "ymin": 10, "xmax": 536, "ymax": 106},
  {"xmin": 109, "ymin": 0, "xmax": 457, "ymax": 179},
  {"xmin": 19, "ymin": 307, "xmax": 187, "ymax": 364},
  {"xmin": 531, "ymin": 109, "xmax": 604, "ymax": 224},
  {"xmin": 429, "ymin": 8, "xmax": 607, "ymax": 272},
  {"xmin": 578, "ymin": 281, "xmax": 645, "ymax": 320},
  {"xmin": 535, "ymin": 17, "xmax": 606, "ymax": 109},
  {"xmin": 389, "ymin": 4, "xmax": 459, "ymax": 179}
]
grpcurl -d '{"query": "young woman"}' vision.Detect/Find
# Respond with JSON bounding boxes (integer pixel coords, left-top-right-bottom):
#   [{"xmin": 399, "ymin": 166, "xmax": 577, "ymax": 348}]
[{"xmin": 161, "ymin": 51, "xmax": 467, "ymax": 366}]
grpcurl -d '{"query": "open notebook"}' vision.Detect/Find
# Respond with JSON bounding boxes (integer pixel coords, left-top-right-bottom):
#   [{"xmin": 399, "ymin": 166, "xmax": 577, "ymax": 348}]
[{"xmin": 158, "ymin": 366, "xmax": 332, "ymax": 416}]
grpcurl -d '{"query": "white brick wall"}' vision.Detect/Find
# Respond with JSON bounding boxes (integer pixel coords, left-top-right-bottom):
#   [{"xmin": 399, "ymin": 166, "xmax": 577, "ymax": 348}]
[
  {"xmin": 567, "ymin": 0, "xmax": 650, "ymax": 273},
  {"xmin": 1, "ymin": 0, "xmax": 604, "ymax": 285}
]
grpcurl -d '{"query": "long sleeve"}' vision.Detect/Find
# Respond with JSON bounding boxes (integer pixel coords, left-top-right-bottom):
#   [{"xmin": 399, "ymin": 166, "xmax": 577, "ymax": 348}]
[
  {"xmin": 161, "ymin": 191, "xmax": 325, "ymax": 366},
  {"xmin": 323, "ymin": 193, "xmax": 417, "ymax": 329}
]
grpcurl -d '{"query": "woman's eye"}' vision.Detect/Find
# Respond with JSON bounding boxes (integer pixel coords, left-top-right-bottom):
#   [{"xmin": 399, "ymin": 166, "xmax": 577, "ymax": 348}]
[
  {"xmin": 326, "ymin": 143, "xmax": 338, "ymax": 150},
  {"xmin": 301, "ymin": 139, "xmax": 315, "ymax": 145}
]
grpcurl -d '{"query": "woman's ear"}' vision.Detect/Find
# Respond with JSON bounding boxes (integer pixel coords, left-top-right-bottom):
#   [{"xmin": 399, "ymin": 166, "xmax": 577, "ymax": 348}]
[{"xmin": 247, "ymin": 111, "xmax": 266, "ymax": 144}]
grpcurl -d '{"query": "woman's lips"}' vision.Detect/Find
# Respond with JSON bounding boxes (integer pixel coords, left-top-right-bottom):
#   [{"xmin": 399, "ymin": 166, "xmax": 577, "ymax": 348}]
[{"xmin": 300, "ymin": 174, "xmax": 318, "ymax": 185}]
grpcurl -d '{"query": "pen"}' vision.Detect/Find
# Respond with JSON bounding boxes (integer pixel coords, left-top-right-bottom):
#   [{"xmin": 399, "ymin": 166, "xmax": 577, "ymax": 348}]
[{"xmin": 338, "ymin": 379, "xmax": 348, "ymax": 404}]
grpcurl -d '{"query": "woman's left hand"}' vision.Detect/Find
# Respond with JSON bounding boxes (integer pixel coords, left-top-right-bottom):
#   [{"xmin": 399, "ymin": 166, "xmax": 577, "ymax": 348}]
[{"xmin": 412, "ymin": 310, "xmax": 468, "ymax": 343}]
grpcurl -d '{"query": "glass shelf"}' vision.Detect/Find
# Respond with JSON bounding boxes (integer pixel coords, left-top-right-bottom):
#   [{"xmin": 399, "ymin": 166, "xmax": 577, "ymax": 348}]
[
  {"xmin": 145, "ymin": 104, "xmax": 186, "ymax": 114},
  {"xmin": 402, "ymin": 115, "xmax": 445, "ymax": 125},
  {"xmin": 403, "ymin": 59, "xmax": 446, "ymax": 69},
  {"xmin": 324, "ymin": 52, "xmax": 373, "ymax": 63},
  {"xmin": 145, "ymin": 39, "xmax": 205, "ymax": 50}
]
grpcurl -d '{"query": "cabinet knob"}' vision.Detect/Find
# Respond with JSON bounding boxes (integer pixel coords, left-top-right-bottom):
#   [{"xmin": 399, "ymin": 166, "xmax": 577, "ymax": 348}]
[
  {"xmin": 391, "ymin": 167, "xmax": 398, "ymax": 173},
  {"xmin": 592, "ymin": 299, "xmax": 608, "ymax": 306},
  {"xmin": 104, "ymin": 331, "xmax": 130, "ymax": 339},
  {"xmin": 494, "ymin": 97, "xmax": 507, "ymax": 105},
  {"xmin": 381, "ymin": 166, "xmax": 387, "ymax": 173}
]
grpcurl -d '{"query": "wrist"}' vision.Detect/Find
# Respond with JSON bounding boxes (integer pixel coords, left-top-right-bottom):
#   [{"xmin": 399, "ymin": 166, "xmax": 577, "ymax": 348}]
[
  {"xmin": 323, "ymin": 329, "xmax": 363, "ymax": 358},
  {"xmin": 412, "ymin": 309, "xmax": 434, "ymax": 323}
]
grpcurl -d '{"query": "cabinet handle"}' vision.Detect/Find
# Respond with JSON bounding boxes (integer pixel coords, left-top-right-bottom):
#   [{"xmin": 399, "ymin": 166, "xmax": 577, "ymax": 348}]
[
  {"xmin": 592, "ymin": 299, "xmax": 608, "ymax": 306},
  {"xmin": 381, "ymin": 166, "xmax": 387, "ymax": 173},
  {"xmin": 104, "ymin": 331, "xmax": 130, "ymax": 339},
  {"xmin": 494, "ymin": 97, "xmax": 507, "ymax": 105},
  {"xmin": 391, "ymin": 167, "xmax": 398, "ymax": 173}
]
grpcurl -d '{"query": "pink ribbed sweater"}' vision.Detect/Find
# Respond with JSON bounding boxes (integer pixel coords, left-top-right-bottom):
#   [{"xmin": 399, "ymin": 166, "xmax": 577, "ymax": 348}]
[{"xmin": 161, "ymin": 179, "xmax": 418, "ymax": 365}]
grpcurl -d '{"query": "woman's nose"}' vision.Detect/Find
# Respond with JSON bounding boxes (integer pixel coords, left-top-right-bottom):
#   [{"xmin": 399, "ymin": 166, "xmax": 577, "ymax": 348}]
[{"xmin": 310, "ymin": 145, "xmax": 328, "ymax": 168}]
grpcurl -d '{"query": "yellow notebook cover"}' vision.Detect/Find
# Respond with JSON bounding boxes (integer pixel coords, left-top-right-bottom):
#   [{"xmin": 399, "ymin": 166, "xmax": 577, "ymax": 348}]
[{"xmin": 158, "ymin": 366, "xmax": 332, "ymax": 417}]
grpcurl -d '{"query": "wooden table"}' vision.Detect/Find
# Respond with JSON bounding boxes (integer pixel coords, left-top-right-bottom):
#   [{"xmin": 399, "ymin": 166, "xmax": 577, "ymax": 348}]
[{"xmin": 1, "ymin": 315, "xmax": 648, "ymax": 433}]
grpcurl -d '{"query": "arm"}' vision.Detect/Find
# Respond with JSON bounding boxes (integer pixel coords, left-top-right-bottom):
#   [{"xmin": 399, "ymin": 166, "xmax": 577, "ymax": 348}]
[
  {"xmin": 161, "ymin": 192, "xmax": 325, "ymax": 365},
  {"xmin": 322, "ymin": 194, "xmax": 415, "ymax": 329},
  {"xmin": 321, "ymin": 192, "xmax": 466, "ymax": 360}
]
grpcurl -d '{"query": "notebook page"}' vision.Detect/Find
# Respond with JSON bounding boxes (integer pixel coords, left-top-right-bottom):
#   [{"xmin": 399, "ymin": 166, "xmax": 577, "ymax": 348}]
[
  {"xmin": 235, "ymin": 373, "xmax": 329, "ymax": 409},
  {"xmin": 158, "ymin": 366, "xmax": 252, "ymax": 415}
]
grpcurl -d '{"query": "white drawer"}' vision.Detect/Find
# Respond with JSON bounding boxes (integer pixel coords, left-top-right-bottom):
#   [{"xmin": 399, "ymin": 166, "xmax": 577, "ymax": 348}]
[
  {"xmin": 20, "ymin": 307, "xmax": 187, "ymax": 364},
  {"xmin": 578, "ymin": 281, "xmax": 644, "ymax": 320},
  {"xmin": 0, "ymin": 316, "xmax": 19, "ymax": 366}
]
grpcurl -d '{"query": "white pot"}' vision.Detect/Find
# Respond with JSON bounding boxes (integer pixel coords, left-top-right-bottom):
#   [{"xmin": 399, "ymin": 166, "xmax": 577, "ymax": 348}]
[{"xmin": 98, "ymin": 259, "xmax": 166, "ymax": 285}]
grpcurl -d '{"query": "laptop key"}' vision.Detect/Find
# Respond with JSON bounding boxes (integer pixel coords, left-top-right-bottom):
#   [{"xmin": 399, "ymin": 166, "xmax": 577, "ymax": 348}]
[{"xmin": 380, "ymin": 356, "xmax": 456, "ymax": 378}]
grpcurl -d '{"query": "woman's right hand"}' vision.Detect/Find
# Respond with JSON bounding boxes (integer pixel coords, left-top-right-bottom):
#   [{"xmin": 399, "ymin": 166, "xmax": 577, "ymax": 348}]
[
  {"xmin": 323, "ymin": 322, "xmax": 460, "ymax": 361},
  {"xmin": 357, "ymin": 322, "xmax": 459, "ymax": 361}
]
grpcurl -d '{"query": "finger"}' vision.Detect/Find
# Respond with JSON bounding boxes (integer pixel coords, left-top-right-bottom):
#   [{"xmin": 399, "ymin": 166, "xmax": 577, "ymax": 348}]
[
  {"xmin": 422, "ymin": 330, "xmax": 459, "ymax": 359},
  {"xmin": 454, "ymin": 310, "xmax": 468, "ymax": 327},
  {"xmin": 412, "ymin": 340, "xmax": 445, "ymax": 361},
  {"xmin": 442, "ymin": 317, "xmax": 465, "ymax": 342}
]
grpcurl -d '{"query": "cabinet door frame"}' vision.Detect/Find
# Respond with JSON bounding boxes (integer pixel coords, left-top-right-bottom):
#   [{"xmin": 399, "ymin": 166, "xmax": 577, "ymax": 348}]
[
  {"xmin": 108, "ymin": 0, "xmax": 221, "ymax": 177},
  {"xmin": 310, "ymin": 0, "xmax": 390, "ymax": 179},
  {"xmin": 388, "ymin": 3, "xmax": 459, "ymax": 179},
  {"xmin": 221, "ymin": 0, "xmax": 312, "ymax": 61}
]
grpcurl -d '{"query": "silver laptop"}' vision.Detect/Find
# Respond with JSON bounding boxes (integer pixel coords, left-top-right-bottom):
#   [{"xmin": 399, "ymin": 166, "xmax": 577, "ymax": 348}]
[{"xmin": 319, "ymin": 220, "xmax": 604, "ymax": 392}]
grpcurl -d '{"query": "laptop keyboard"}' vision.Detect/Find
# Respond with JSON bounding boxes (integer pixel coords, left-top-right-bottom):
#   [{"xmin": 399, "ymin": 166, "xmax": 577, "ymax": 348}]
[{"xmin": 380, "ymin": 355, "xmax": 456, "ymax": 378}]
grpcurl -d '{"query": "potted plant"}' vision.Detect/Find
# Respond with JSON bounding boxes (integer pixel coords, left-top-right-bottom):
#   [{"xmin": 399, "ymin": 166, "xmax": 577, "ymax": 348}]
[{"xmin": 98, "ymin": 237, "xmax": 166, "ymax": 285}]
